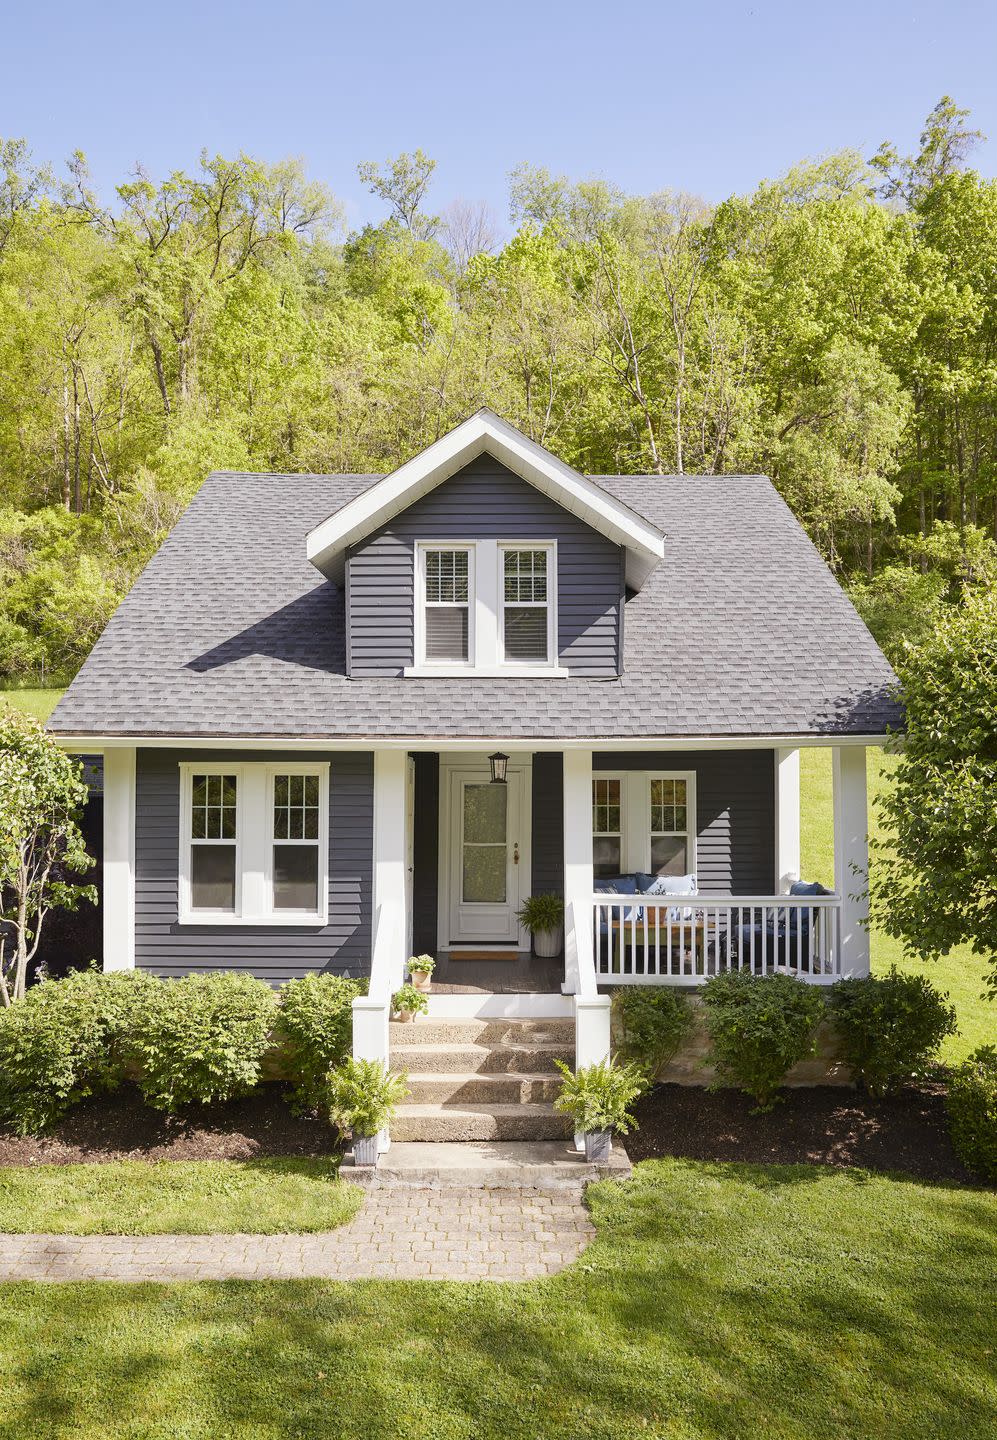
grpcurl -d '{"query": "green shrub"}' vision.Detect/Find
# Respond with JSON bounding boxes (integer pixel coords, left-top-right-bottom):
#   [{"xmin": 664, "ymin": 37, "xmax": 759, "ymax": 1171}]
[
  {"xmin": 701, "ymin": 971, "xmax": 825, "ymax": 1110},
  {"xmin": 327, "ymin": 1058, "xmax": 408, "ymax": 1138},
  {"xmin": 827, "ymin": 969, "xmax": 957, "ymax": 1097},
  {"xmin": 0, "ymin": 970, "xmax": 155, "ymax": 1134},
  {"xmin": 127, "ymin": 972, "xmax": 278, "ymax": 1113},
  {"xmin": 615, "ymin": 988, "xmax": 694, "ymax": 1077},
  {"xmin": 276, "ymin": 973, "xmax": 367, "ymax": 1112},
  {"xmin": 553, "ymin": 1058, "xmax": 646, "ymax": 1135},
  {"xmin": 946, "ymin": 1046, "xmax": 997, "ymax": 1182}
]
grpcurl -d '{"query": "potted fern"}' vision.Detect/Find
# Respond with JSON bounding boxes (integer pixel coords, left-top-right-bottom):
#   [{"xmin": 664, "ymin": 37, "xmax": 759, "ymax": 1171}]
[
  {"xmin": 553, "ymin": 1057, "xmax": 645, "ymax": 1162},
  {"xmin": 407, "ymin": 954, "xmax": 436, "ymax": 992},
  {"xmin": 327, "ymin": 1057, "xmax": 409, "ymax": 1167},
  {"xmin": 391, "ymin": 983, "xmax": 428, "ymax": 1023},
  {"xmin": 517, "ymin": 892, "xmax": 565, "ymax": 959}
]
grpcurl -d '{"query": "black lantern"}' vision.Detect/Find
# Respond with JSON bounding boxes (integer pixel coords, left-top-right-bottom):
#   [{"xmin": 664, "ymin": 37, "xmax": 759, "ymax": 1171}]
[{"xmin": 488, "ymin": 751, "xmax": 509, "ymax": 784}]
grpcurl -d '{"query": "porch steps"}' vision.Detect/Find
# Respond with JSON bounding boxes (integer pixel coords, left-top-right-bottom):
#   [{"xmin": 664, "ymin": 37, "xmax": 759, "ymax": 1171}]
[{"xmin": 389, "ymin": 1016, "xmax": 574, "ymax": 1143}]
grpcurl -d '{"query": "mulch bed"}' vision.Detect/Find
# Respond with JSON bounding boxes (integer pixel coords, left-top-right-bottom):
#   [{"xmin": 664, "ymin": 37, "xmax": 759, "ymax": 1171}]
[
  {"xmin": 0, "ymin": 1083, "xmax": 340, "ymax": 1166},
  {"xmin": 627, "ymin": 1079, "xmax": 975, "ymax": 1185}
]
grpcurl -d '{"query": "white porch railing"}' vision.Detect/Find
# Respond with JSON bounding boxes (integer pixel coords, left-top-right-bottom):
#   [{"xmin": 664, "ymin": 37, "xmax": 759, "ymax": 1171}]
[{"xmin": 592, "ymin": 894, "xmax": 843, "ymax": 986}]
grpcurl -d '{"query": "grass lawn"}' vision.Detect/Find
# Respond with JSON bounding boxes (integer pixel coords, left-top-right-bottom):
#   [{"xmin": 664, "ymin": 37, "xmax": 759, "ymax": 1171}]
[
  {"xmin": 801, "ymin": 747, "xmax": 992, "ymax": 1062},
  {"xmin": 0, "ymin": 688, "xmax": 64, "ymax": 722},
  {"xmin": 0, "ymin": 1158, "xmax": 360, "ymax": 1236},
  {"xmin": 0, "ymin": 1159, "xmax": 992, "ymax": 1439}
]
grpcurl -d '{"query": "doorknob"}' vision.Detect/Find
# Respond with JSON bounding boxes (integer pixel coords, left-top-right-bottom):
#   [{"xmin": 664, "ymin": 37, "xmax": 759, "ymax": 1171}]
[{"xmin": 513, "ymin": 843, "xmax": 520, "ymax": 865}]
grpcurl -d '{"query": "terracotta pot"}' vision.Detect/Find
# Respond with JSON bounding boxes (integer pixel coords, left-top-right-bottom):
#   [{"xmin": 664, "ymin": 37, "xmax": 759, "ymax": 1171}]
[
  {"xmin": 352, "ymin": 1133, "xmax": 379, "ymax": 1167},
  {"xmin": 395, "ymin": 1009, "xmax": 415, "ymax": 1023},
  {"xmin": 533, "ymin": 925, "xmax": 564, "ymax": 959},
  {"xmin": 410, "ymin": 970, "xmax": 432, "ymax": 992},
  {"xmin": 584, "ymin": 1128, "xmax": 612, "ymax": 1163}
]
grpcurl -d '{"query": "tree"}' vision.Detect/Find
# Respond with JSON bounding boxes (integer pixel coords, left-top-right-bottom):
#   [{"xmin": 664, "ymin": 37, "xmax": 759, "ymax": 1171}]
[
  {"xmin": 872, "ymin": 583, "xmax": 997, "ymax": 997},
  {"xmin": 872, "ymin": 96, "xmax": 985, "ymax": 208},
  {"xmin": 357, "ymin": 150, "xmax": 438, "ymax": 237},
  {"xmin": 0, "ymin": 709, "xmax": 96, "ymax": 1004}
]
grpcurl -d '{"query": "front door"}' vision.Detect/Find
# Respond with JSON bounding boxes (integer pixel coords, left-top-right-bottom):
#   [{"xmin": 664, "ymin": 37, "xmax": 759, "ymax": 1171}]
[{"xmin": 445, "ymin": 767, "xmax": 526, "ymax": 945}]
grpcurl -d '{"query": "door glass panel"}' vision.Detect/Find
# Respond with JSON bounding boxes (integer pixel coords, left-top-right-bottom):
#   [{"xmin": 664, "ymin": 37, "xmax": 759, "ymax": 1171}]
[{"xmin": 462, "ymin": 783, "xmax": 507, "ymax": 903}]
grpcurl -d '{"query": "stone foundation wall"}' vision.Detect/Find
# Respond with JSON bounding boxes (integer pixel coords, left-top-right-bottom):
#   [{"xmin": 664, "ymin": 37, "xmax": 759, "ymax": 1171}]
[{"xmin": 611, "ymin": 995, "xmax": 853, "ymax": 1087}]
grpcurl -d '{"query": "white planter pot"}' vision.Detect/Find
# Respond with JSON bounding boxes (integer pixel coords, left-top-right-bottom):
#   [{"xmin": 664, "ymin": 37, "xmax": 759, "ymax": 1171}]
[
  {"xmin": 533, "ymin": 925, "xmax": 563, "ymax": 959},
  {"xmin": 584, "ymin": 1129, "xmax": 612, "ymax": 1164},
  {"xmin": 352, "ymin": 1134, "xmax": 379, "ymax": 1167}
]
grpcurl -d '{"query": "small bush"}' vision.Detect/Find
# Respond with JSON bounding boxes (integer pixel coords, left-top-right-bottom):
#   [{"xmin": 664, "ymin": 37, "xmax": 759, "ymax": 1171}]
[
  {"xmin": 327, "ymin": 1058, "xmax": 408, "ymax": 1138},
  {"xmin": 702, "ymin": 971, "xmax": 825, "ymax": 1110},
  {"xmin": 276, "ymin": 973, "xmax": 367, "ymax": 1112},
  {"xmin": 0, "ymin": 970, "xmax": 155, "ymax": 1134},
  {"xmin": 615, "ymin": 988, "xmax": 694, "ymax": 1077},
  {"xmin": 127, "ymin": 972, "xmax": 278, "ymax": 1112},
  {"xmin": 553, "ymin": 1058, "xmax": 646, "ymax": 1135},
  {"xmin": 946, "ymin": 1046, "xmax": 997, "ymax": 1182},
  {"xmin": 827, "ymin": 969, "xmax": 957, "ymax": 1097}
]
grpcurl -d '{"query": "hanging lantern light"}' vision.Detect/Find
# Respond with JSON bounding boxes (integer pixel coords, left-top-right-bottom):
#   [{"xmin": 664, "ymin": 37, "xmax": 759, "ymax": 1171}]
[{"xmin": 488, "ymin": 751, "xmax": 509, "ymax": 784}]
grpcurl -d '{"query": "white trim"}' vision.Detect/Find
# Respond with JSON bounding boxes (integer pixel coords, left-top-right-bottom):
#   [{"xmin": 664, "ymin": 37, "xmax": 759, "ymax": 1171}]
[
  {"xmin": 373, "ymin": 750, "xmax": 409, "ymax": 993},
  {"xmin": 103, "ymin": 747, "xmax": 136, "ymax": 971},
  {"xmin": 57, "ymin": 734, "xmax": 893, "ymax": 752},
  {"xmin": 415, "ymin": 541, "xmax": 476, "ymax": 669},
  {"xmin": 498, "ymin": 541, "xmax": 557, "ymax": 669},
  {"xmin": 775, "ymin": 747, "xmax": 801, "ymax": 893},
  {"xmin": 178, "ymin": 761, "xmax": 329, "ymax": 926},
  {"xmin": 437, "ymin": 755, "xmax": 532, "ymax": 949},
  {"xmin": 592, "ymin": 768, "xmax": 696, "ymax": 877},
  {"xmin": 833, "ymin": 746, "xmax": 870, "ymax": 978},
  {"xmin": 562, "ymin": 749, "xmax": 595, "ymax": 996},
  {"xmin": 306, "ymin": 408, "xmax": 666, "ymax": 590}
]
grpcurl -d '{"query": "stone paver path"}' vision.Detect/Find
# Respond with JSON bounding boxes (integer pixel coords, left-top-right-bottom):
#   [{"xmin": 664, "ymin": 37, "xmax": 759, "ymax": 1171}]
[{"xmin": 0, "ymin": 1188, "xmax": 594, "ymax": 1283}]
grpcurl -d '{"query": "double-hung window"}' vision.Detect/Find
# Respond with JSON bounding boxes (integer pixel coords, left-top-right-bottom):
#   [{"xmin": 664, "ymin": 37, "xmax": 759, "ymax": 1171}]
[
  {"xmin": 501, "ymin": 546, "xmax": 552, "ymax": 664},
  {"xmin": 423, "ymin": 547, "xmax": 471, "ymax": 663},
  {"xmin": 592, "ymin": 777, "xmax": 623, "ymax": 879},
  {"xmin": 592, "ymin": 772, "xmax": 695, "ymax": 878},
  {"xmin": 649, "ymin": 776, "xmax": 692, "ymax": 877},
  {"xmin": 181, "ymin": 763, "xmax": 328, "ymax": 924}
]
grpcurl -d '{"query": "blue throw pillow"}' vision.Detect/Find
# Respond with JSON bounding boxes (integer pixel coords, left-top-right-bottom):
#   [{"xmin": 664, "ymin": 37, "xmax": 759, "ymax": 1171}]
[
  {"xmin": 790, "ymin": 880, "xmax": 833, "ymax": 896},
  {"xmin": 596, "ymin": 874, "xmax": 638, "ymax": 895}
]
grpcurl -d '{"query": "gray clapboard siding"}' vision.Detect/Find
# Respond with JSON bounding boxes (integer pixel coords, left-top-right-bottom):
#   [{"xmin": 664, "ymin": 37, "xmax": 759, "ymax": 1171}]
[
  {"xmin": 347, "ymin": 455, "xmax": 623, "ymax": 677},
  {"xmin": 134, "ymin": 750, "xmax": 373, "ymax": 983},
  {"xmin": 531, "ymin": 753, "xmax": 564, "ymax": 897},
  {"xmin": 594, "ymin": 750, "xmax": 776, "ymax": 894}
]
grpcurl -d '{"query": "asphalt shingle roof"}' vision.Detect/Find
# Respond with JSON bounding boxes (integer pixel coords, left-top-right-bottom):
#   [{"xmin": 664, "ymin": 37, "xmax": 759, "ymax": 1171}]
[{"xmin": 49, "ymin": 468, "xmax": 902, "ymax": 741}]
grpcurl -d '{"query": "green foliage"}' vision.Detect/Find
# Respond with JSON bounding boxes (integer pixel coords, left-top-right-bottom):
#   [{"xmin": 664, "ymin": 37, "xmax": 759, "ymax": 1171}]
[
  {"xmin": 391, "ymin": 984, "xmax": 428, "ymax": 1017},
  {"xmin": 516, "ymin": 893, "xmax": 565, "ymax": 933},
  {"xmin": 126, "ymin": 973, "xmax": 278, "ymax": 1113},
  {"xmin": 275, "ymin": 973, "xmax": 367, "ymax": 1112},
  {"xmin": 406, "ymin": 953, "xmax": 435, "ymax": 975},
  {"xmin": 614, "ymin": 987, "xmax": 694, "ymax": 1077},
  {"xmin": 327, "ymin": 1057, "xmax": 408, "ymax": 1137},
  {"xmin": 872, "ymin": 583, "xmax": 997, "ymax": 996},
  {"xmin": 0, "ymin": 970, "xmax": 155, "ymax": 1134},
  {"xmin": 0, "ymin": 706, "xmax": 96, "ymax": 1002},
  {"xmin": 553, "ymin": 1058, "xmax": 646, "ymax": 1135},
  {"xmin": 946, "ymin": 1046, "xmax": 997, "ymax": 1182},
  {"xmin": 847, "ymin": 564, "xmax": 947, "ymax": 666},
  {"xmin": 827, "ymin": 969, "xmax": 957, "ymax": 1098},
  {"xmin": 701, "ymin": 972, "xmax": 826, "ymax": 1110}
]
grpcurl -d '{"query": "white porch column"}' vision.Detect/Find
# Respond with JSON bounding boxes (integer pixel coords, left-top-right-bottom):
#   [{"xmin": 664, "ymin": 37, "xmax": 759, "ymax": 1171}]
[
  {"xmin": 102, "ymin": 747, "xmax": 136, "ymax": 971},
  {"xmin": 562, "ymin": 749, "xmax": 594, "ymax": 995},
  {"xmin": 372, "ymin": 748, "xmax": 409, "ymax": 994},
  {"xmin": 833, "ymin": 746, "xmax": 870, "ymax": 978},
  {"xmin": 774, "ymin": 747, "xmax": 801, "ymax": 893}
]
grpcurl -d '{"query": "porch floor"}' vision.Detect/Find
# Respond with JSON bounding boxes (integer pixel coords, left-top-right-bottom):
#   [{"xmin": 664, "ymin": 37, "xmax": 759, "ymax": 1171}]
[{"xmin": 429, "ymin": 951, "xmax": 564, "ymax": 995}]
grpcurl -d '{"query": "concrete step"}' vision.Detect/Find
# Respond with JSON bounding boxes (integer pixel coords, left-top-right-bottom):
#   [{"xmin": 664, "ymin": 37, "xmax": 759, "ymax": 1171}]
[
  {"xmin": 404, "ymin": 1071, "xmax": 562, "ymax": 1105},
  {"xmin": 392, "ymin": 1102, "xmax": 574, "ymax": 1143},
  {"xmin": 342, "ymin": 1140, "xmax": 632, "ymax": 1190},
  {"xmin": 389, "ymin": 1017, "xmax": 575, "ymax": 1047},
  {"xmin": 391, "ymin": 1041, "xmax": 574, "ymax": 1075}
]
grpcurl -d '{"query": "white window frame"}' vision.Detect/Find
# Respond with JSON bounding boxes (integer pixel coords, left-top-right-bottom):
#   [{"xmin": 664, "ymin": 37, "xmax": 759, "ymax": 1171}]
[
  {"xmin": 592, "ymin": 773, "xmax": 625, "ymax": 879},
  {"xmin": 408, "ymin": 538, "xmax": 565, "ymax": 677},
  {"xmin": 414, "ymin": 542, "xmax": 476, "ymax": 669},
  {"xmin": 498, "ymin": 542, "xmax": 557, "ymax": 668},
  {"xmin": 592, "ymin": 769, "xmax": 697, "ymax": 877},
  {"xmin": 179, "ymin": 762, "xmax": 329, "ymax": 926}
]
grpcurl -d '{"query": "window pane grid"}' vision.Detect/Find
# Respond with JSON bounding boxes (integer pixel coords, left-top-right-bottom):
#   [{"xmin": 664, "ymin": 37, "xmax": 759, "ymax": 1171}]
[
  {"xmin": 273, "ymin": 772, "xmax": 320, "ymax": 843},
  {"xmin": 503, "ymin": 548, "xmax": 547, "ymax": 603},
  {"xmin": 425, "ymin": 548, "xmax": 469, "ymax": 604},
  {"xmin": 272, "ymin": 772, "xmax": 321, "ymax": 911},
  {"xmin": 190, "ymin": 774, "xmax": 237, "ymax": 843},
  {"xmin": 502, "ymin": 548, "xmax": 549, "ymax": 662}
]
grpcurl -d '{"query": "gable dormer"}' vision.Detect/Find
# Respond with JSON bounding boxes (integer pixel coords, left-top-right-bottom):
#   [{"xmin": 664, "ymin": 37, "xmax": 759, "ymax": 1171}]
[{"xmin": 305, "ymin": 410, "xmax": 665, "ymax": 680}]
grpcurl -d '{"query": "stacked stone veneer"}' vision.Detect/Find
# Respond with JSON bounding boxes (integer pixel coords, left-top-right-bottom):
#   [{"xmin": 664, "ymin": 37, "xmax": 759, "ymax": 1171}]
[{"xmin": 611, "ymin": 995, "xmax": 853, "ymax": 1087}]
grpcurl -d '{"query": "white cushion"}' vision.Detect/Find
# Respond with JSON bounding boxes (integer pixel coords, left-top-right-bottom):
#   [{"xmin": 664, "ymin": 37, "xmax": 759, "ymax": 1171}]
[{"xmin": 645, "ymin": 873, "xmax": 697, "ymax": 920}]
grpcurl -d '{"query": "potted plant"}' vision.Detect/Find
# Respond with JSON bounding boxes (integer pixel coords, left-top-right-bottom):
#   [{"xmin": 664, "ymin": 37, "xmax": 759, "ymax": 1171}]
[
  {"xmin": 391, "ymin": 983, "xmax": 428, "ymax": 1023},
  {"xmin": 327, "ymin": 1057, "xmax": 409, "ymax": 1167},
  {"xmin": 517, "ymin": 893, "xmax": 565, "ymax": 959},
  {"xmin": 407, "ymin": 954, "xmax": 436, "ymax": 992},
  {"xmin": 553, "ymin": 1057, "xmax": 645, "ymax": 1162}
]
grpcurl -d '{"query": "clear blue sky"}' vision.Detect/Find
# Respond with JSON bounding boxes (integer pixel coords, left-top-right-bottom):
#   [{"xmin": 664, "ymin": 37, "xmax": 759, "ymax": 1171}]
[{"xmin": 5, "ymin": 0, "xmax": 997, "ymax": 232}]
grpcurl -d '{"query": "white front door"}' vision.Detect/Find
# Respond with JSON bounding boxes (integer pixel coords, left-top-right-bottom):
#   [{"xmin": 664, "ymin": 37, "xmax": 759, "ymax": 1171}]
[{"xmin": 444, "ymin": 765, "xmax": 527, "ymax": 945}]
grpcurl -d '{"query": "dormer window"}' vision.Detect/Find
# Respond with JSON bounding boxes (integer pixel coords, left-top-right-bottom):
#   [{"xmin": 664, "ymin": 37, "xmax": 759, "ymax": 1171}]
[
  {"xmin": 412, "ymin": 539, "xmax": 563, "ymax": 676},
  {"xmin": 424, "ymin": 547, "xmax": 472, "ymax": 663}
]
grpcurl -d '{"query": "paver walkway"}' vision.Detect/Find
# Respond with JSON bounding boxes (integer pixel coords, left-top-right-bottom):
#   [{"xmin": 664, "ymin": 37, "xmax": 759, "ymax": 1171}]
[{"xmin": 0, "ymin": 1187, "xmax": 594, "ymax": 1283}]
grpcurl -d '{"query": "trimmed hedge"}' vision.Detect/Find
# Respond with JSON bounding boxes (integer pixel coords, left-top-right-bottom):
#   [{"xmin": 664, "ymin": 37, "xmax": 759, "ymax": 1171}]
[
  {"xmin": 827, "ymin": 969, "xmax": 957, "ymax": 1097},
  {"xmin": 0, "ymin": 970, "xmax": 156, "ymax": 1134},
  {"xmin": 701, "ymin": 971, "xmax": 825, "ymax": 1110},
  {"xmin": 946, "ymin": 1046, "xmax": 997, "ymax": 1183},
  {"xmin": 276, "ymin": 973, "xmax": 367, "ymax": 1112}
]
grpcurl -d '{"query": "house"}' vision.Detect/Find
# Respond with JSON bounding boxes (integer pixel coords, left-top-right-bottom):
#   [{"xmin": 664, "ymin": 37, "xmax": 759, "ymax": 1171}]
[{"xmin": 49, "ymin": 410, "xmax": 900, "ymax": 1143}]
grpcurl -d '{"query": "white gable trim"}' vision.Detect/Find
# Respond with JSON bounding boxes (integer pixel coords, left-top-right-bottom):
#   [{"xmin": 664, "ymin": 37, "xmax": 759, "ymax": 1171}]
[{"xmin": 305, "ymin": 409, "xmax": 666, "ymax": 590}]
